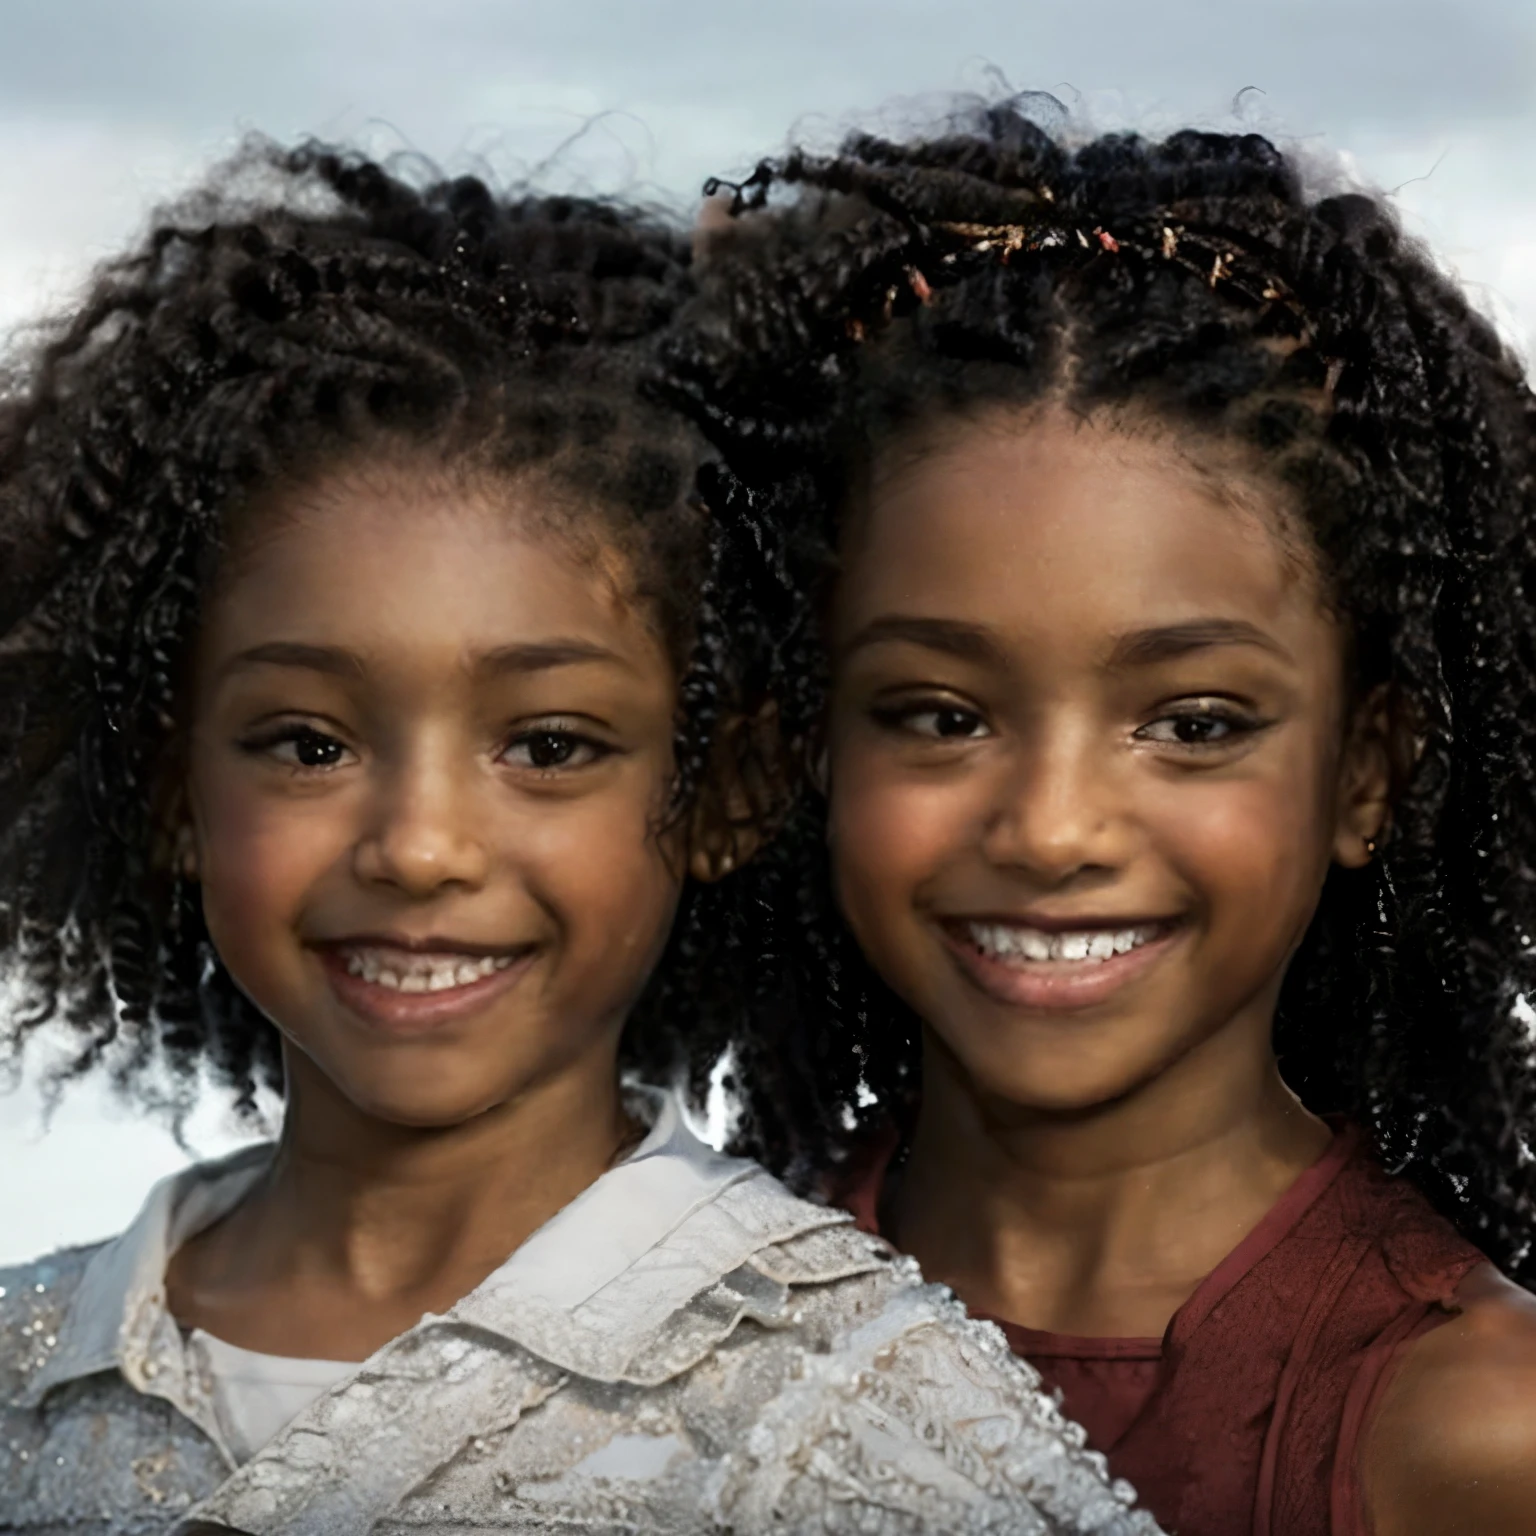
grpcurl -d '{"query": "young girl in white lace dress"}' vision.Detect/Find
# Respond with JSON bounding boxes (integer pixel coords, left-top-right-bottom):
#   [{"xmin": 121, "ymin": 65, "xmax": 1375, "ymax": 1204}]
[{"xmin": 0, "ymin": 142, "xmax": 1157, "ymax": 1536}]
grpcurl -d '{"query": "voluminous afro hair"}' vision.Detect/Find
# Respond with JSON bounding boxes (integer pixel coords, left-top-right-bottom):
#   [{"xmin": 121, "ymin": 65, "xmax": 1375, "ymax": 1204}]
[
  {"xmin": 0, "ymin": 138, "xmax": 795, "ymax": 1119},
  {"xmin": 664, "ymin": 99, "xmax": 1536, "ymax": 1281}
]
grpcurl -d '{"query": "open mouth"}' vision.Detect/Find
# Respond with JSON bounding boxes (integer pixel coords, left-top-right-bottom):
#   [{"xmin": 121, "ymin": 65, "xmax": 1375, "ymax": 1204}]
[
  {"xmin": 963, "ymin": 921, "xmax": 1165, "ymax": 966},
  {"xmin": 940, "ymin": 916, "xmax": 1181, "ymax": 1011},
  {"xmin": 319, "ymin": 939, "xmax": 537, "ymax": 1033},
  {"xmin": 338, "ymin": 945, "xmax": 521, "ymax": 993}
]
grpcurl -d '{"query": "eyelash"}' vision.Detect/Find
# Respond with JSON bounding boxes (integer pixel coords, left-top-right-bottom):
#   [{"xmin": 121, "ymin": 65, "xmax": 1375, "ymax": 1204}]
[
  {"xmin": 239, "ymin": 723, "xmax": 352, "ymax": 773},
  {"xmin": 498, "ymin": 723, "xmax": 613, "ymax": 774},
  {"xmin": 1134, "ymin": 700, "xmax": 1266, "ymax": 750},
  {"xmin": 872, "ymin": 700, "xmax": 991, "ymax": 741},
  {"xmin": 871, "ymin": 697, "xmax": 1266, "ymax": 752},
  {"xmin": 238, "ymin": 721, "xmax": 615, "ymax": 776}
]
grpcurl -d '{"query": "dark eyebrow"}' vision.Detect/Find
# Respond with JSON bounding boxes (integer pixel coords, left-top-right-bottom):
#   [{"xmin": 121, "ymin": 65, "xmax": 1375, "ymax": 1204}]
[
  {"xmin": 218, "ymin": 638, "xmax": 623, "ymax": 687},
  {"xmin": 1108, "ymin": 619, "xmax": 1292, "ymax": 668},
  {"xmin": 838, "ymin": 615, "xmax": 1009, "ymax": 668},
  {"xmin": 473, "ymin": 640, "xmax": 623, "ymax": 677},
  {"xmin": 217, "ymin": 642, "xmax": 365, "ymax": 684}
]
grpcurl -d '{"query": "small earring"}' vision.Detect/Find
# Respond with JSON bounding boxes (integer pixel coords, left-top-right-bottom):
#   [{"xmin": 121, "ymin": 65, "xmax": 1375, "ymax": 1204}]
[
  {"xmin": 1365, "ymin": 837, "xmax": 1378, "ymax": 858},
  {"xmin": 718, "ymin": 848, "xmax": 735, "ymax": 875}
]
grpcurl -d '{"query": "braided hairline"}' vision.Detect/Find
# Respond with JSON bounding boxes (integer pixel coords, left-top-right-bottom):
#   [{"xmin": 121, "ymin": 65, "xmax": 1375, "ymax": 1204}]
[{"xmin": 709, "ymin": 146, "xmax": 1335, "ymax": 363}]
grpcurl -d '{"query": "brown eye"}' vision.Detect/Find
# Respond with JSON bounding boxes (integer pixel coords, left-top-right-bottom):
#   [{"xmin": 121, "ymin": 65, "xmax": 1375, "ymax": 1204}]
[
  {"xmin": 500, "ymin": 725, "xmax": 608, "ymax": 772},
  {"xmin": 897, "ymin": 705, "xmax": 989, "ymax": 739},
  {"xmin": 872, "ymin": 698, "xmax": 992, "ymax": 742},
  {"xmin": 525, "ymin": 731, "xmax": 577, "ymax": 768},
  {"xmin": 293, "ymin": 731, "xmax": 345, "ymax": 766},
  {"xmin": 246, "ymin": 726, "xmax": 351, "ymax": 770},
  {"xmin": 932, "ymin": 708, "xmax": 985, "ymax": 738},
  {"xmin": 1172, "ymin": 716, "xmax": 1228, "ymax": 744},
  {"xmin": 1137, "ymin": 705, "xmax": 1257, "ymax": 748}
]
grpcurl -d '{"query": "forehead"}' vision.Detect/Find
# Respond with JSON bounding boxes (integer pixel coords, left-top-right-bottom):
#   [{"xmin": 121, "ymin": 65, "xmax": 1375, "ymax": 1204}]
[
  {"xmin": 201, "ymin": 465, "xmax": 659, "ymax": 670},
  {"xmin": 839, "ymin": 407, "xmax": 1323, "ymax": 658}
]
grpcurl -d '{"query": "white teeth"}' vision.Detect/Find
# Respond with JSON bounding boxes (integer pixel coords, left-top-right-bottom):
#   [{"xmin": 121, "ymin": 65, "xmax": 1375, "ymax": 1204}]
[
  {"xmin": 967, "ymin": 922, "xmax": 1160, "ymax": 966},
  {"xmin": 337, "ymin": 948, "xmax": 517, "ymax": 993},
  {"xmin": 1021, "ymin": 930, "xmax": 1052, "ymax": 962}
]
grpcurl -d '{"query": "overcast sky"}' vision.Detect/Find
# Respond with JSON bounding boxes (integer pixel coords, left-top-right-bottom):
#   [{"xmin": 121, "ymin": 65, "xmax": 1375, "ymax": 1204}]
[{"xmin": 3, "ymin": 0, "xmax": 1535, "ymax": 1265}]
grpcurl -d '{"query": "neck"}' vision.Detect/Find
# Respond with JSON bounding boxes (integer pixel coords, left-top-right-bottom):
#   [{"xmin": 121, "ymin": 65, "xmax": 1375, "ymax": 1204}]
[
  {"xmin": 270, "ymin": 1049, "xmax": 635, "ymax": 1292},
  {"xmin": 891, "ymin": 1002, "xmax": 1331, "ymax": 1338},
  {"xmin": 167, "ymin": 1044, "xmax": 635, "ymax": 1357}
]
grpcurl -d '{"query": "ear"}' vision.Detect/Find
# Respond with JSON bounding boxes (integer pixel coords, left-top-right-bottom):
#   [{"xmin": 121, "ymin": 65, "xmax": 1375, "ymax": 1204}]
[
  {"xmin": 151, "ymin": 758, "xmax": 201, "ymax": 883},
  {"xmin": 688, "ymin": 701, "xmax": 791, "ymax": 883},
  {"xmin": 805, "ymin": 725, "xmax": 830, "ymax": 799},
  {"xmin": 1331, "ymin": 684, "xmax": 1398, "ymax": 869},
  {"xmin": 174, "ymin": 818, "xmax": 200, "ymax": 882}
]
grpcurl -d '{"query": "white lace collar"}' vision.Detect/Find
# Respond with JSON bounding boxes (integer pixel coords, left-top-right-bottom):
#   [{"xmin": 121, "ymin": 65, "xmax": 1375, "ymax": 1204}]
[{"xmin": 24, "ymin": 1088, "xmax": 836, "ymax": 1423}]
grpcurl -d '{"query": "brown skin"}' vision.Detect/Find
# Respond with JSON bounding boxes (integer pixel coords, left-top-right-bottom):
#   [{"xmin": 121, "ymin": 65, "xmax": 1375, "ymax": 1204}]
[
  {"xmin": 166, "ymin": 462, "xmax": 737, "ymax": 1362},
  {"xmin": 825, "ymin": 403, "xmax": 1536, "ymax": 1533}
]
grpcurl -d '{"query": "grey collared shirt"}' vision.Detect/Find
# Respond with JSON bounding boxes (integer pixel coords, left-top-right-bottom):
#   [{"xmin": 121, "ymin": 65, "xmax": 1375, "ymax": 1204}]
[{"xmin": 0, "ymin": 1094, "xmax": 1162, "ymax": 1535}]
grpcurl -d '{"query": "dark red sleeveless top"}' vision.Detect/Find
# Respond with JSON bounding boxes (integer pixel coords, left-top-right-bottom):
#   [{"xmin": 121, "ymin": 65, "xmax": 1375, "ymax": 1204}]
[{"xmin": 839, "ymin": 1125, "xmax": 1486, "ymax": 1536}]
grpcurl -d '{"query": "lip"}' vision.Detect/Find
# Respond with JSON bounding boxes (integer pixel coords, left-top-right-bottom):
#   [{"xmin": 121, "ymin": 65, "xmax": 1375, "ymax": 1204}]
[
  {"xmin": 315, "ymin": 940, "xmax": 538, "ymax": 1037},
  {"xmin": 316, "ymin": 931, "xmax": 516, "ymax": 957},
  {"xmin": 938, "ymin": 916, "xmax": 1185, "ymax": 1013}
]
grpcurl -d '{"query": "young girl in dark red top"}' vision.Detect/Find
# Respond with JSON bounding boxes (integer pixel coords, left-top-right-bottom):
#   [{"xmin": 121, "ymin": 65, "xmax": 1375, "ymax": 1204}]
[{"xmin": 672, "ymin": 103, "xmax": 1536, "ymax": 1534}]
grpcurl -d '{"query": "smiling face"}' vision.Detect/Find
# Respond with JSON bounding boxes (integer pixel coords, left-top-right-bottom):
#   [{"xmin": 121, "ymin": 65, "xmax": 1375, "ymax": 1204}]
[
  {"xmin": 826, "ymin": 405, "xmax": 1390, "ymax": 1114},
  {"xmin": 183, "ymin": 462, "xmax": 685, "ymax": 1128}
]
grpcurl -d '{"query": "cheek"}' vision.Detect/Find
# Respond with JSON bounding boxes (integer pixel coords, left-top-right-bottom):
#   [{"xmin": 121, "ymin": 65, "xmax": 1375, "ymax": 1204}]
[
  {"xmin": 829, "ymin": 749, "xmax": 971, "ymax": 934},
  {"xmin": 191, "ymin": 774, "xmax": 353, "ymax": 964},
  {"xmin": 511, "ymin": 778, "xmax": 684, "ymax": 978},
  {"xmin": 1148, "ymin": 749, "xmax": 1337, "ymax": 932}
]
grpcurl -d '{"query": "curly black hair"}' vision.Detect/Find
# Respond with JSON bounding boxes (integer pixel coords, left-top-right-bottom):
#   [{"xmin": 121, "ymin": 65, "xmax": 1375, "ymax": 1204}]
[
  {"xmin": 663, "ymin": 99, "xmax": 1536, "ymax": 1280},
  {"xmin": 0, "ymin": 138, "xmax": 794, "ymax": 1120}
]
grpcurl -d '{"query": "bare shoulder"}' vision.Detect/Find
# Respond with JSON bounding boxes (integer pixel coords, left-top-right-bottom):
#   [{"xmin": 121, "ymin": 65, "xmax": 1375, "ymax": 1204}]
[{"xmin": 1363, "ymin": 1264, "xmax": 1536, "ymax": 1536}]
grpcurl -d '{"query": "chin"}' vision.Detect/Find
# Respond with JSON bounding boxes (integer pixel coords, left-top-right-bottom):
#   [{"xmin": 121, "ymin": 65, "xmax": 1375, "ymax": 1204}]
[
  {"xmin": 979, "ymin": 1072, "xmax": 1139, "ymax": 1118},
  {"xmin": 954, "ymin": 1036, "xmax": 1161, "ymax": 1118},
  {"xmin": 341, "ymin": 1077, "xmax": 508, "ymax": 1130}
]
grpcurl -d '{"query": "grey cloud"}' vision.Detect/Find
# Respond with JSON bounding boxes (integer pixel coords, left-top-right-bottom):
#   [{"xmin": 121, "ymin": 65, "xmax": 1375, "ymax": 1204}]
[
  {"xmin": 0, "ymin": 0, "xmax": 1533, "ymax": 359},
  {"xmin": 0, "ymin": 0, "xmax": 1531, "ymax": 202}
]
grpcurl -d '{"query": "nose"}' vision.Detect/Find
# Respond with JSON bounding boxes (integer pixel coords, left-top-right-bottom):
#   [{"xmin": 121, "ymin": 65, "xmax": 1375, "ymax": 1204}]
[
  {"xmin": 352, "ymin": 746, "xmax": 491, "ymax": 898},
  {"xmin": 979, "ymin": 719, "xmax": 1125, "ymax": 884}
]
